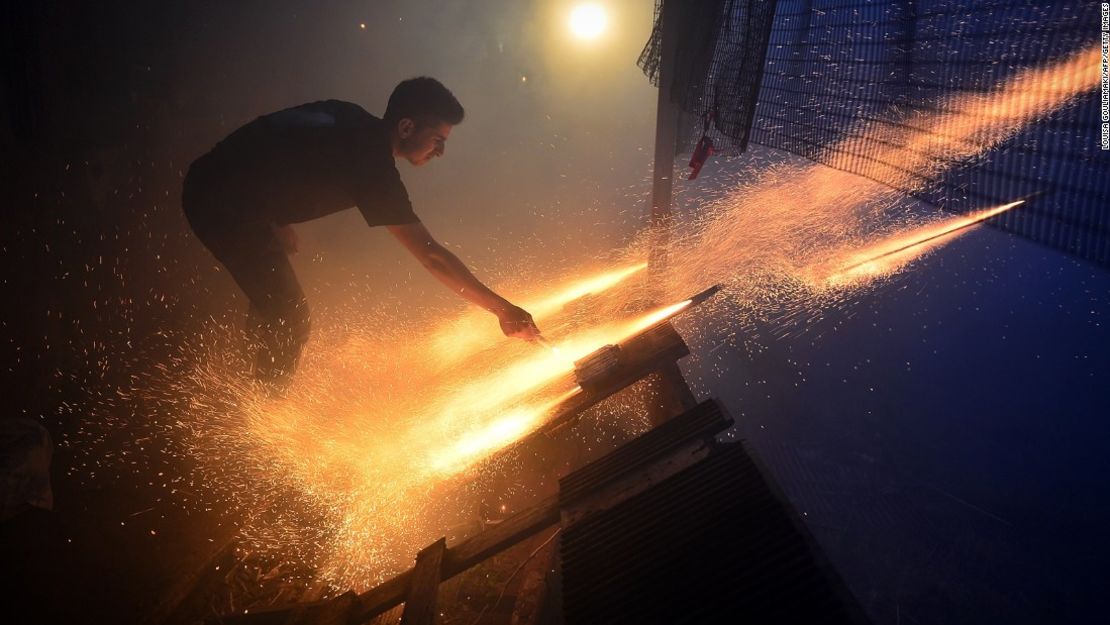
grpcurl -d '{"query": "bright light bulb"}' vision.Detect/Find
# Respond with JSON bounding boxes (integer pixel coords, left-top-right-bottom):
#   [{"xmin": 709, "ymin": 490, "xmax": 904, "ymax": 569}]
[{"xmin": 569, "ymin": 4, "xmax": 608, "ymax": 40}]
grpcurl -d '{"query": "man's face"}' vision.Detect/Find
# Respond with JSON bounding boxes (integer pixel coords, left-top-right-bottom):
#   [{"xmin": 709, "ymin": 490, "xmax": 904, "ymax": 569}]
[{"xmin": 397, "ymin": 118, "xmax": 452, "ymax": 166}]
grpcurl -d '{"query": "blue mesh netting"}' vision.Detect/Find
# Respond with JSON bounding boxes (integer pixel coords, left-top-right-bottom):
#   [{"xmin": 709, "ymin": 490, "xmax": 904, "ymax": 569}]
[{"xmin": 643, "ymin": 0, "xmax": 1110, "ymax": 266}]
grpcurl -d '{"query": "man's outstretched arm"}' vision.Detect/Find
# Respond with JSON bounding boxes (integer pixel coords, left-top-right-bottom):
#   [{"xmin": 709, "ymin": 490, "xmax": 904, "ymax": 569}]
[{"xmin": 387, "ymin": 221, "xmax": 541, "ymax": 340}]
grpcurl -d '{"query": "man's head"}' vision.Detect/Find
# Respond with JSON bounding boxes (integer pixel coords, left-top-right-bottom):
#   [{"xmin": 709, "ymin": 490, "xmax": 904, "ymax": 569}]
[{"xmin": 385, "ymin": 77, "xmax": 464, "ymax": 166}]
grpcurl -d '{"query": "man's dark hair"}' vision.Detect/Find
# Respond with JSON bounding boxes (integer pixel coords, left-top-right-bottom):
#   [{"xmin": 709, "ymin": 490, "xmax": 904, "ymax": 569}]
[{"xmin": 384, "ymin": 77, "xmax": 464, "ymax": 127}]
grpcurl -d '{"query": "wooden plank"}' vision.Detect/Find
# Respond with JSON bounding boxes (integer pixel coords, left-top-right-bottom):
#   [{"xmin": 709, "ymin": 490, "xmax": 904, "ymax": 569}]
[
  {"xmin": 662, "ymin": 361, "xmax": 698, "ymax": 411},
  {"xmin": 349, "ymin": 496, "xmax": 561, "ymax": 624},
  {"xmin": 155, "ymin": 536, "xmax": 238, "ymax": 625},
  {"xmin": 558, "ymin": 399, "xmax": 731, "ymax": 506},
  {"xmin": 441, "ymin": 496, "xmax": 560, "ymax": 573},
  {"xmin": 648, "ymin": 0, "xmax": 683, "ymax": 291},
  {"xmin": 560, "ymin": 436, "xmax": 714, "ymax": 527},
  {"xmin": 274, "ymin": 591, "xmax": 355, "ymax": 625},
  {"xmin": 300, "ymin": 592, "xmax": 355, "ymax": 625},
  {"xmin": 206, "ymin": 595, "xmax": 349, "ymax": 625},
  {"xmin": 647, "ymin": 361, "xmax": 699, "ymax": 426},
  {"xmin": 646, "ymin": 0, "xmax": 695, "ymax": 425},
  {"xmin": 345, "ymin": 573, "xmax": 410, "ymax": 624},
  {"xmin": 400, "ymin": 538, "xmax": 446, "ymax": 625}
]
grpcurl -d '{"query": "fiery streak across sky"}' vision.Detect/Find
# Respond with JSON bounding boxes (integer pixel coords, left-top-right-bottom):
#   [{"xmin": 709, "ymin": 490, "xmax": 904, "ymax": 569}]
[{"xmin": 808, "ymin": 199, "xmax": 1028, "ymax": 286}]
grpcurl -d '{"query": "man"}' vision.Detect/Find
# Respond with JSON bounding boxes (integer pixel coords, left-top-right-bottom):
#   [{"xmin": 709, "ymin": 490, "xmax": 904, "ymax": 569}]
[{"xmin": 183, "ymin": 77, "xmax": 540, "ymax": 384}]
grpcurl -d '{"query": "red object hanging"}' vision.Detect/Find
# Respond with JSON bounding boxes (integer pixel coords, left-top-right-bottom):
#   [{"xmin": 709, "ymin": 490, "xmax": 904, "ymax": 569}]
[
  {"xmin": 688, "ymin": 110, "xmax": 716, "ymax": 180},
  {"xmin": 688, "ymin": 135, "xmax": 714, "ymax": 180}
]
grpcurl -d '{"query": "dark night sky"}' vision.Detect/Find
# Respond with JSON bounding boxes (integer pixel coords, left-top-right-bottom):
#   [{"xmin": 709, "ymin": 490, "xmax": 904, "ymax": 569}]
[{"xmin": 3, "ymin": 1, "xmax": 1109, "ymax": 624}]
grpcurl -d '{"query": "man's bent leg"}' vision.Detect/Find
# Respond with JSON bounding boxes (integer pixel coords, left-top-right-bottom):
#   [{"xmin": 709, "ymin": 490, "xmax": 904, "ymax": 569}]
[
  {"xmin": 246, "ymin": 296, "xmax": 310, "ymax": 383},
  {"xmin": 197, "ymin": 220, "xmax": 310, "ymax": 384}
]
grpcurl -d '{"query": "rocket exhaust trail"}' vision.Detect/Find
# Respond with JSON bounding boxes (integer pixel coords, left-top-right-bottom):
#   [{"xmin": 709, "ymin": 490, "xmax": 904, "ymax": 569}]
[{"xmin": 829, "ymin": 198, "xmax": 1027, "ymax": 277}]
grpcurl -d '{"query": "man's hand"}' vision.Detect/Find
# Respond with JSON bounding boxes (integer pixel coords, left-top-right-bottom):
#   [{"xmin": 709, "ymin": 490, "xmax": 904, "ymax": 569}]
[
  {"xmin": 273, "ymin": 224, "xmax": 300, "ymax": 255},
  {"xmin": 387, "ymin": 222, "xmax": 542, "ymax": 341},
  {"xmin": 497, "ymin": 304, "xmax": 541, "ymax": 341}
]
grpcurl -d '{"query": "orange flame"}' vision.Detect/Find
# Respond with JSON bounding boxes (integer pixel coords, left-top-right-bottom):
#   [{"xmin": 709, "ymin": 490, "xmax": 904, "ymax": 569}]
[{"xmin": 428, "ymin": 262, "xmax": 647, "ymax": 366}]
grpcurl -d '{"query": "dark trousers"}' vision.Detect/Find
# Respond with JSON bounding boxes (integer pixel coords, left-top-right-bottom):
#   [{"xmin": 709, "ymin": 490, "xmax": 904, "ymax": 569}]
[{"xmin": 183, "ymin": 177, "xmax": 310, "ymax": 382}]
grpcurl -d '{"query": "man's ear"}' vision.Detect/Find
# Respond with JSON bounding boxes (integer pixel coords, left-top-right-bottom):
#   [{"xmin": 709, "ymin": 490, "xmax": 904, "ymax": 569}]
[{"xmin": 397, "ymin": 117, "xmax": 415, "ymax": 139}]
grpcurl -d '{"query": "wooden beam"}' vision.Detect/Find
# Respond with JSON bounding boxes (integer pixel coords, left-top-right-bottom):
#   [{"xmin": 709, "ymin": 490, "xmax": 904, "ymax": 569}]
[
  {"xmin": 646, "ymin": 362, "xmax": 698, "ymax": 427},
  {"xmin": 648, "ymin": 0, "xmax": 683, "ymax": 289},
  {"xmin": 281, "ymin": 592, "xmax": 355, "ymax": 625},
  {"xmin": 155, "ymin": 536, "xmax": 238, "ymax": 625},
  {"xmin": 646, "ymin": 1, "xmax": 698, "ymax": 426},
  {"xmin": 558, "ymin": 399, "xmax": 734, "ymax": 515},
  {"xmin": 205, "ymin": 592, "xmax": 354, "ymax": 625},
  {"xmin": 400, "ymin": 538, "xmax": 446, "ymax": 625},
  {"xmin": 344, "ymin": 574, "xmax": 410, "ymax": 624},
  {"xmin": 441, "ymin": 496, "xmax": 561, "ymax": 574},
  {"xmin": 211, "ymin": 493, "xmax": 582, "ymax": 625},
  {"xmin": 348, "ymin": 497, "xmax": 562, "ymax": 624}
]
